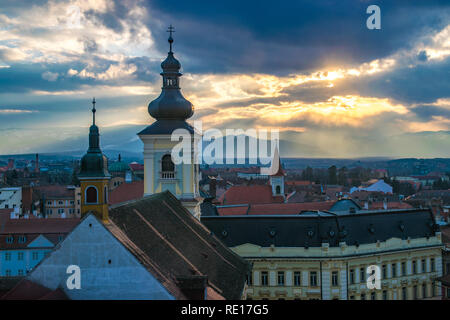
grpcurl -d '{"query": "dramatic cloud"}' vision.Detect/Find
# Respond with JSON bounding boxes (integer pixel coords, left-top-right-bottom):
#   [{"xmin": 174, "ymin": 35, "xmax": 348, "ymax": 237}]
[{"xmin": 0, "ymin": 0, "xmax": 449, "ymax": 157}]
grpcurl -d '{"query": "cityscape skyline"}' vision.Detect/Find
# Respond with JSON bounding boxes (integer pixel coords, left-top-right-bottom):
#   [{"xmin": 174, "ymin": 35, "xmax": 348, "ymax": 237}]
[{"xmin": 0, "ymin": 0, "xmax": 449, "ymax": 157}]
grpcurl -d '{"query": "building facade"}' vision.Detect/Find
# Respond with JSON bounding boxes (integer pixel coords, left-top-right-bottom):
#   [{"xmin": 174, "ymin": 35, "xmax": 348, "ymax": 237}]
[{"xmin": 202, "ymin": 208, "xmax": 443, "ymax": 300}]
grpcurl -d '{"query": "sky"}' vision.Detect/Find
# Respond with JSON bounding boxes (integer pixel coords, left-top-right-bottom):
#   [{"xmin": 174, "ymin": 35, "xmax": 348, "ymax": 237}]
[{"xmin": 0, "ymin": 0, "xmax": 449, "ymax": 158}]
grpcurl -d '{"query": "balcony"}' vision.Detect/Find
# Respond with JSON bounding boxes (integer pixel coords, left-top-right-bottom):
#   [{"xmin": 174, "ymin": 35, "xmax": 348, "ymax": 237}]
[{"xmin": 160, "ymin": 171, "xmax": 175, "ymax": 179}]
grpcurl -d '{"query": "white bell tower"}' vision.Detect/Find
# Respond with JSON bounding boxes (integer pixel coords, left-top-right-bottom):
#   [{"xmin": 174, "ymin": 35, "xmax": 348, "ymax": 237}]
[{"xmin": 138, "ymin": 26, "xmax": 201, "ymax": 217}]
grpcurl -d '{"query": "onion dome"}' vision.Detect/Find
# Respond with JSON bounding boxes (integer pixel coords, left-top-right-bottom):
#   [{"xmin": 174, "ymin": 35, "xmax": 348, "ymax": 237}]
[
  {"xmin": 147, "ymin": 25, "xmax": 194, "ymax": 121},
  {"xmin": 79, "ymin": 98, "xmax": 110, "ymax": 178}
]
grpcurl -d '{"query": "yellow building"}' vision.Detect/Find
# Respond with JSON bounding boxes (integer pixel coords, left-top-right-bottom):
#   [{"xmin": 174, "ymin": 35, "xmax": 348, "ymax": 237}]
[
  {"xmin": 78, "ymin": 98, "xmax": 111, "ymax": 222},
  {"xmin": 202, "ymin": 208, "xmax": 444, "ymax": 300}
]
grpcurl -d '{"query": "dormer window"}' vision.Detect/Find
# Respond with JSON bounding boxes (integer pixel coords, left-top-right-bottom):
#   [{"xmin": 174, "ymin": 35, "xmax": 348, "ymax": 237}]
[
  {"xmin": 6, "ymin": 235, "xmax": 13, "ymax": 244},
  {"xmin": 18, "ymin": 236, "xmax": 27, "ymax": 243}
]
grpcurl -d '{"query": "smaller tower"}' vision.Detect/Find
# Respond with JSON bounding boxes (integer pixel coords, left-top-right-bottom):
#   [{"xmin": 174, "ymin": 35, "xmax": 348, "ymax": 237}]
[
  {"xmin": 78, "ymin": 98, "xmax": 111, "ymax": 222},
  {"xmin": 269, "ymin": 147, "xmax": 285, "ymax": 199}
]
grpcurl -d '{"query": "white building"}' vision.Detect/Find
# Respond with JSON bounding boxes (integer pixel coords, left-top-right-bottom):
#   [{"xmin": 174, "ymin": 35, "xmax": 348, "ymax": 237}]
[{"xmin": 0, "ymin": 187, "xmax": 22, "ymax": 213}]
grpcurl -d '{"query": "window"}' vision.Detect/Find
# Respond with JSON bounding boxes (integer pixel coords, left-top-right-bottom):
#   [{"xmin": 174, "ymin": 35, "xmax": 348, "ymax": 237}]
[
  {"xmin": 349, "ymin": 269, "xmax": 355, "ymax": 284},
  {"xmin": 360, "ymin": 267, "xmax": 365, "ymax": 283},
  {"xmin": 277, "ymin": 271, "xmax": 285, "ymax": 286},
  {"xmin": 162, "ymin": 154, "xmax": 175, "ymax": 172},
  {"xmin": 275, "ymin": 185, "xmax": 281, "ymax": 194},
  {"xmin": 32, "ymin": 252, "xmax": 39, "ymax": 260},
  {"xmin": 17, "ymin": 252, "xmax": 24, "ymax": 260},
  {"xmin": 104, "ymin": 186, "xmax": 108, "ymax": 204},
  {"xmin": 246, "ymin": 273, "xmax": 252, "ymax": 286},
  {"xmin": 310, "ymin": 271, "xmax": 318, "ymax": 287},
  {"xmin": 86, "ymin": 186, "xmax": 98, "ymax": 204},
  {"xmin": 371, "ymin": 292, "xmax": 376, "ymax": 300},
  {"xmin": 58, "ymin": 235, "xmax": 64, "ymax": 242},
  {"xmin": 382, "ymin": 290, "xmax": 387, "ymax": 300},
  {"xmin": 18, "ymin": 269, "xmax": 23, "ymax": 276},
  {"xmin": 392, "ymin": 263, "xmax": 397, "ymax": 278},
  {"xmin": 58, "ymin": 208, "xmax": 64, "ymax": 214},
  {"xmin": 412, "ymin": 260, "xmax": 417, "ymax": 274},
  {"xmin": 5, "ymin": 270, "xmax": 11, "ymax": 276},
  {"xmin": 401, "ymin": 262, "xmax": 406, "ymax": 276},
  {"xmin": 70, "ymin": 200, "xmax": 74, "ymax": 205},
  {"xmin": 360, "ymin": 293, "xmax": 366, "ymax": 300},
  {"xmin": 332, "ymin": 271, "xmax": 339, "ymax": 286},
  {"xmin": 422, "ymin": 284, "xmax": 427, "ymax": 299},
  {"xmin": 47, "ymin": 201, "xmax": 52, "ymax": 205},
  {"xmin": 46, "ymin": 209, "xmax": 52, "ymax": 215},
  {"xmin": 431, "ymin": 258, "xmax": 435, "ymax": 272},
  {"xmin": 422, "ymin": 259, "xmax": 426, "ymax": 273},
  {"xmin": 58, "ymin": 200, "xmax": 63, "ymax": 205},
  {"xmin": 5, "ymin": 252, "xmax": 11, "ymax": 261},
  {"xmin": 6, "ymin": 235, "xmax": 13, "ymax": 244},
  {"xmin": 382, "ymin": 264, "xmax": 387, "ymax": 279},
  {"xmin": 402, "ymin": 287, "xmax": 407, "ymax": 300},
  {"xmin": 413, "ymin": 286, "xmax": 418, "ymax": 300},
  {"xmin": 294, "ymin": 272, "xmax": 301, "ymax": 286},
  {"xmin": 261, "ymin": 272, "xmax": 268, "ymax": 286},
  {"xmin": 350, "ymin": 296, "xmax": 355, "ymax": 300}
]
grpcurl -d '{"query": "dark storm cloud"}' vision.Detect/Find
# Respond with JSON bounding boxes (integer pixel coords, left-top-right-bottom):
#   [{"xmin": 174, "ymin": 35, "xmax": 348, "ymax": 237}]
[
  {"xmin": 144, "ymin": 0, "xmax": 449, "ymax": 74},
  {"xmin": 346, "ymin": 57, "xmax": 450, "ymax": 104},
  {"xmin": 411, "ymin": 104, "xmax": 450, "ymax": 121}
]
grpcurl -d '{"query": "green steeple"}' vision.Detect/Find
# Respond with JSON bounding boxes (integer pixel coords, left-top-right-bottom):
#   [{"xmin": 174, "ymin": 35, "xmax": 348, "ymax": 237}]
[{"xmin": 78, "ymin": 98, "xmax": 110, "ymax": 178}]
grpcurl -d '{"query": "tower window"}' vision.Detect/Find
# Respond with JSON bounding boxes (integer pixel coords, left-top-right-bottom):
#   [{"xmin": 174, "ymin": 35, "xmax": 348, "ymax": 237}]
[
  {"xmin": 275, "ymin": 185, "xmax": 281, "ymax": 194},
  {"xmin": 86, "ymin": 186, "xmax": 98, "ymax": 204},
  {"xmin": 161, "ymin": 154, "xmax": 175, "ymax": 179}
]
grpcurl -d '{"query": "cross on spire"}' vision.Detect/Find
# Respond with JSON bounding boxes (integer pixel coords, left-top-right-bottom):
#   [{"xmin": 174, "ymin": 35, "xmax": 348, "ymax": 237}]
[
  {"xmin": 92, "ymin": 97, "xmax": 96, "ymax": 125},
  {"xmin": 167, "ymin": 24, "xmax": 175, "ymax": 52}
]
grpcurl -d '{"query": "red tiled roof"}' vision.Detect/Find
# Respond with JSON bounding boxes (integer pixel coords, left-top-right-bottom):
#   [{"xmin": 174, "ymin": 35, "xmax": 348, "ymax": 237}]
[
  {"xmin": 218, "ymin": 201, "xmax": 336, "ymax": 216},
  {"xmin": 109, "ymin": 181, "xmax": 144, "ymax": 205},
  {"xmin": 286, "ymin": 181, "xmax": 313, "ymax": 186},
  {"xmin": 35, "ymin": 185, "xmax": 75, "ymax": 199},
  {"xmin": 370, "ymin": 202, "xmax": 413, "ymax": 210},
  {"xmin": 218, "ymin": 185, "xmax": 284, "ymax": 205},
  {"xmin": 0, "ymin": 217, "xmax": 80, "ymax": 235},
  {"xmin": 1, "ymin": 280, "xmax": 68, "ymax": 300},
  {"xmin": 129, "ymin": 163, "xmax": 144, "ymax": 171}
]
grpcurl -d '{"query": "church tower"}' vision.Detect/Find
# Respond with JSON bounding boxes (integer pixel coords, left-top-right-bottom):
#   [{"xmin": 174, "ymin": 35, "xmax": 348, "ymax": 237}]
[
  {"xmin": 138, "ymin": 26, "xmax": 201, "ymax": 217},
  {"xmin": 269, "ymin": 146, "xmax": 285, "ymax": 199},
  {"xmin": 78, "ymin": 98, "xmax": 111, "ymax": 222}
]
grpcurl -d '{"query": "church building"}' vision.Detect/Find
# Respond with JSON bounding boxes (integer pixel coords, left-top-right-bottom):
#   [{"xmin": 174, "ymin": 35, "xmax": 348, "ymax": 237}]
[{"xmin": 138, "ymin": 27, "xmax": 201, "ymax": 217}]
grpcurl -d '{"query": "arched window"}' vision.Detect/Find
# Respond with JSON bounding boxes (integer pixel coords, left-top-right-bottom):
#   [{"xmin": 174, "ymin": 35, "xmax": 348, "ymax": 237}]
[
  {"xmin": 86, "ymin": 186, "xmax": 98, "ymax": 204},
  {"xmin": 162, "ymin": 154, "xmax": 175, "ymax": 172},
  {"xmin": 161, "ymin": 154, "xmax": 175, "ymax": 179},
  {"xmin": 276, "ymin": 185, "xmax": 281, "ymax": 194}
]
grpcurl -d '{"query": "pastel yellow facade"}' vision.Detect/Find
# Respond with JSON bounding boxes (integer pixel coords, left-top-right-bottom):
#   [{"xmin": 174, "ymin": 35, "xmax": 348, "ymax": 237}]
[
  {"xmin": 80, "ymin": 178, "xmax": 110, "ymax": 222},
  {"xmin": 235, "ymin": 234, "xmax": 443, "ymax": 300}
]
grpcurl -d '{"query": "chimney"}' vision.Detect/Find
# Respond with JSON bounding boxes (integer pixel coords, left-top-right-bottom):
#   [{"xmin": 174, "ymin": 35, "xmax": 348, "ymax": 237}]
[
  {"xmin": 364, "ymin": 201, "xmax": 369, "ymax": 210},
  {"xmin": 22, "ymin": 186, "xmax": 33, "ymax": 214},
  {"xmin": 35, "ymin": 153, "xmax": 39, "ymax": 173},
  {"xmin": 383, "ymin": 198, "xmax": 388, "ymax": 210}
]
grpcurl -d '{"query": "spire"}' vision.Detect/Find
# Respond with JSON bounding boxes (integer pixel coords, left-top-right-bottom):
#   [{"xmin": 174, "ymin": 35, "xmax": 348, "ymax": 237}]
[
  {"xmin": 167, "ymin": 24, "xmax": 175, "ymax": 53},
  {"xmin": 79, "ymin": 99, "xmax": 110, "ymax": 178},
  {"xmin": 92, "ymin": 97, "xmax": 96, "ymax": 125},
  {"xmin": 88, "ymin": 98, "xmax": 100, "ymax": 152},
  {"xmin": 147, "ymin": 25, "xmax": 194, "ymax": 121}
]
